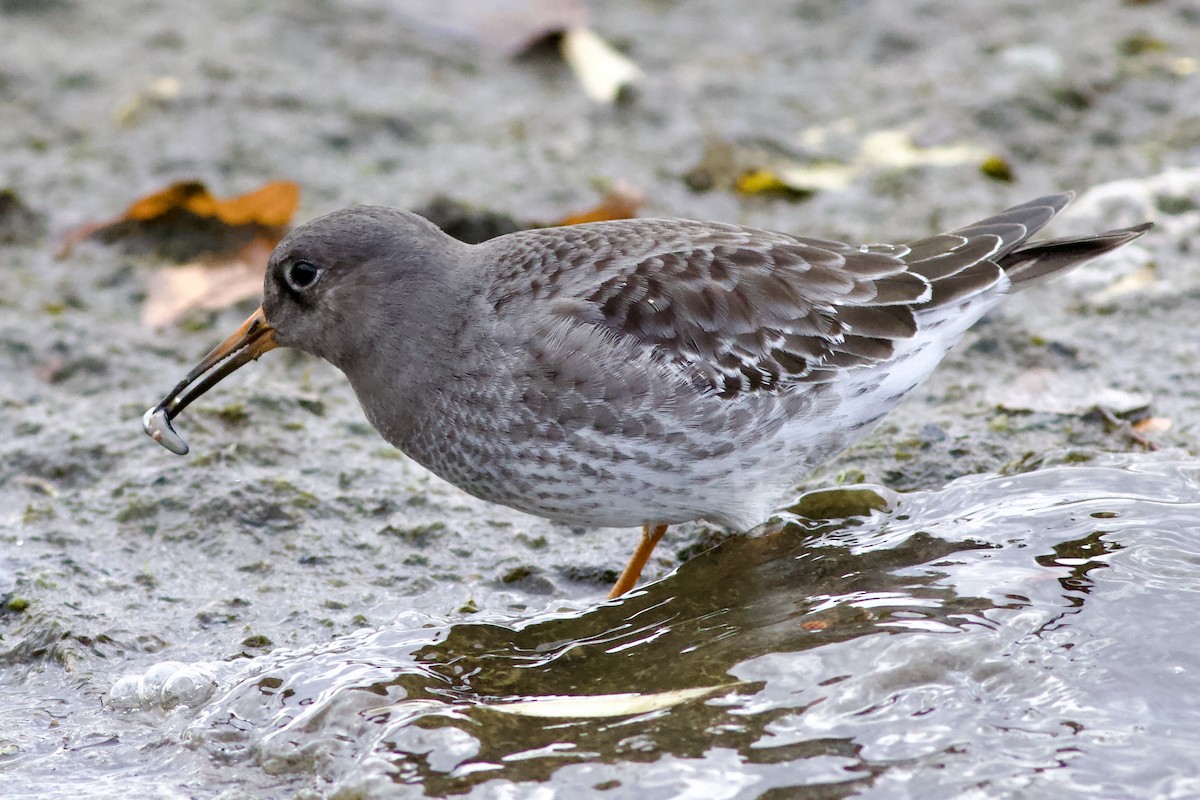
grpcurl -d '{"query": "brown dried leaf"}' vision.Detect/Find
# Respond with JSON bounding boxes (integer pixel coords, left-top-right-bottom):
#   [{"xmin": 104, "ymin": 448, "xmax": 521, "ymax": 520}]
[
  {"xmin": 124, "ymin": 180, "xmax": 298, "ymax": 227},
  {"xmin": 1132, "ymin": 416, "xmax": 1172, "ymax": 434},
  {"xmin": 553, "ymin": 180, "xmax": 644, "ymax": 226},
  {"xmin": 58, "ymin": 180, "xmax": 299, "ymax": 258}
]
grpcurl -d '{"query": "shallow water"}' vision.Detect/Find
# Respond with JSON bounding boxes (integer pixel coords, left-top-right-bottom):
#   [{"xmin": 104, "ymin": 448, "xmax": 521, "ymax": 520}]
[{"xmin": 9, "ymin": 453, "xmax": 1196, "ymax": 798}]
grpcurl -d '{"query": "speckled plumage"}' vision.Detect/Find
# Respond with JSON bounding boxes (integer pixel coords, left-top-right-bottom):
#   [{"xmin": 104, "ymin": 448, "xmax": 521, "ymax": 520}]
[{"xmin": 252, "ymin": 193, "xmax": 1148, "ymax": 532}]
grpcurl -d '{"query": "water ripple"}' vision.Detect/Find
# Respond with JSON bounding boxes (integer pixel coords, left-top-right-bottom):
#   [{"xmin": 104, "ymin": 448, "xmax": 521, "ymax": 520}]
[{"xmin": 111, "ymin": 454, "xmax": 1200, "ymax": 797}]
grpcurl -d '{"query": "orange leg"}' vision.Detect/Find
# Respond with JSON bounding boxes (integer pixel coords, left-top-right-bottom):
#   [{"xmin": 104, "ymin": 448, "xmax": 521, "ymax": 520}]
[{"xmin": 607, "ymin": 523, "xmax": 669, "ymax": 599}]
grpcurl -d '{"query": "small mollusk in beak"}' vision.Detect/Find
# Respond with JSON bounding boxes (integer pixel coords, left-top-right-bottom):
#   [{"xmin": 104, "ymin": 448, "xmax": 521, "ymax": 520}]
[{"xmin": 142, "ymin": 306, "xmax": 278, "ymax": 455}]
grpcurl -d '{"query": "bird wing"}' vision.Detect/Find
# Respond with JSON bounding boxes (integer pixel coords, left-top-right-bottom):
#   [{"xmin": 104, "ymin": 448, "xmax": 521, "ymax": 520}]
[{"xmin": 482, "ymin": 202, "xmax": 1066, "ymax": 397}]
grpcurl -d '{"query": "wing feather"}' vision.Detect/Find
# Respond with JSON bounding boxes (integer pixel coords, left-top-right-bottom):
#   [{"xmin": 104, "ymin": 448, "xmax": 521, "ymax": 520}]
[{"xmin": 482, "ymin": 195, "xmax": 1083, "ymax": 399}]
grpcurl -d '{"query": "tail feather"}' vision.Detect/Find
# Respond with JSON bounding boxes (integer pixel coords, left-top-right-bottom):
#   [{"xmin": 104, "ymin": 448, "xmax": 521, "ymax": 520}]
[
  {"xmin": 906, "ymin": 192, "xmax": 1152, "ymax": 304},
  {"xmin": 999, "ymin": 222, "xmax": 1154, "ymax": 290}
]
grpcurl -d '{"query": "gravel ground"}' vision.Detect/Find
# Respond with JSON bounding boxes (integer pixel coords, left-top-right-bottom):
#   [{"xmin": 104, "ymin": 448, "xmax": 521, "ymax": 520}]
[{"xmin": 1, "ymin": 0, "xmax": 1198, "ymax": 795}]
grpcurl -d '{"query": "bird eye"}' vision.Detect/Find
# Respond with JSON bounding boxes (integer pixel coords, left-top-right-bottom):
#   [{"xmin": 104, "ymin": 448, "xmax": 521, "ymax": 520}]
[{"xmin": 285, "ymin": 261, "xmax": 322, "ymax": 292}]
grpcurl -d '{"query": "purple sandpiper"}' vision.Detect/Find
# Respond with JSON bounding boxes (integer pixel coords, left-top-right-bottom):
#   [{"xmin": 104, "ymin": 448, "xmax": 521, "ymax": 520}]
[{"xmin": 143, "ymin": 193, "xmax": 1150, "ymax": 597}]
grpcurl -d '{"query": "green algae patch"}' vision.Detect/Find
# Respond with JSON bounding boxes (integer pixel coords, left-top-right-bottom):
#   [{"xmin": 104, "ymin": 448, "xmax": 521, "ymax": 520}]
[
  {"xmin": 6, "ymin": 596, "xmax": 30, "ymax": 613},
  {"xmin": 788, "ymin": 486, "xmax": 894, "ymax": 520}
]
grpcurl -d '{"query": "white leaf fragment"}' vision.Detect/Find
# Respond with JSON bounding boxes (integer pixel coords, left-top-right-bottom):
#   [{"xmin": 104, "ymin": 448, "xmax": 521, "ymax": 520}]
[{"xmin": 484, "ymin": 684, "xmax": 732, "ymax": 718}]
